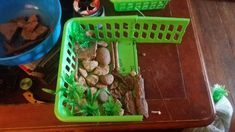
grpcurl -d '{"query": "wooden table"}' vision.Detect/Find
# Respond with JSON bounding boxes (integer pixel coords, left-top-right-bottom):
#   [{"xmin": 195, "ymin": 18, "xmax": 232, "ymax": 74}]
[{"xmin": 0, "ymin": 0, "xmax": 215, "ymax": 131}]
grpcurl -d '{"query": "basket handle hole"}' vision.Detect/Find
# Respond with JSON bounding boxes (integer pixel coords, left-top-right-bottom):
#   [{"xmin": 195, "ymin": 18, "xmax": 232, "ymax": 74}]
[
  {"xmin": 152, "ymin": 24, "xmax": 157, "ymax": 30},
  {"xmin": 135, "ymin": 23, "xmax": 140, "ymax": 30},
  {"xmin": 134, "ymin": 32, "xmax": 139, "ymax": 38},
  {"xmin": 115, "ymin": 23, "xmax": 120, "ymax": 29},
  {"xmin": 62, "ymin": 100, "xmax": 67, "ymax": 107},
  {"xmin": 66, "ymin": 57, "xmax": 71, "ymax": 64},
  {"xmin": 99, "ymin": 32, "xmax": 104, "ymax": 38},
  {"xmin": 150, "ymin": 32, "xmax": 155, "ymax": 39},
  {"xmin": 64, "ymin": 82, "xmax": 68, "ymax": 88},
  {"xmin": 80, "ymin": 24, "xmax": 86, "ymax": 30},
  {"xmin": 67, "ymin": 49, "xmax": 71, "ymax": 56},
  {"xmin": 174, "ymin": 33, "xmax": 179, "ymax": 40},
  {"xmin": 107, "ymin": 32, "xmax": 112, "ymax": 38},
  {"xmin": 123, "ymin": 23, "xmax": 128, "ymax": 29},
  {"xmin": 123, "ymin": 31, "xmax": 128, "ymax": 38},
  {"xmin": 177, "ymin": 25, "xmax": 183, "ymax": 32},
  {"xmin": 106, "ymin": 23, "xmax": 111, "ymax": 30},
  {"xmin": 89, "ymin": 24, "xmax": 95, "ymax": 30},
  {"xmin": 115, "ymin": 31, "xmax": 120, "ymax": 38},
  {"xmin": 166, "ymin": 33, "xmax": 171, "ymax": 40},
  {"xmin": 160, "ymin": 25, "xmax": 165, "ymax": 31},
  {"xmin": 69, "ymin": 35, "xmax": 73, "ymax": 42},
  {"xmin": 68, "ymin": 42, "xmax": 72, "ymax": 49},
  {"xmin": 143, "ymin": 24, "xmax": 148, "ymax": 30},
  {"xmin": 142, "ymin": 32, "xmax": 147, "ymax": 38},
  {"xmin": 169, "ymin": 25, "xmax": 174, "ymax": 31},
  {"xmin": 158, "ymin": 33, "xmax": 163, "ymax": 39},
  {"xmin": 65, "ymin": 65, "xmax": 70, "ymax": 72}
]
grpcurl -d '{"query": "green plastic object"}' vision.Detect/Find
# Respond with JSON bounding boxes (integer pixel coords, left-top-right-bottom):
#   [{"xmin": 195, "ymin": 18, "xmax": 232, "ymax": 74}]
[
  {"xmin": 111, "ymin": 0, "xmax": 171, "ymax": 12},
  {"xmin": 212, "ymin": 84, "xmax": 228, "ymax": 103},
  {"xmin": 55, "ymin": 16, "xmax": 190, "ymax": 122}
]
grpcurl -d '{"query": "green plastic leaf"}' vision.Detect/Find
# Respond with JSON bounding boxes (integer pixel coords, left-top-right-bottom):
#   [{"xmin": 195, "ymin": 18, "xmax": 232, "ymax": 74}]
[{"xmin": 212, "ymin": 84, "xmax": 228, "ymax": 103}]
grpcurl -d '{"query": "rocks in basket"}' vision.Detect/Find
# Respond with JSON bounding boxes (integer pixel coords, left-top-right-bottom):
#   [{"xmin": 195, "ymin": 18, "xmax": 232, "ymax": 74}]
[{"xmin": 75, "ymin": 41, "xmax": 112, "ymax": 89}]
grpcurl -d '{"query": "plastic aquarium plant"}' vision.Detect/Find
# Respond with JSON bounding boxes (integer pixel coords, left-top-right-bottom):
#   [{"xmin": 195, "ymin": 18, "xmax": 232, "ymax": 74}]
[
  {"xmin": 78, "ymin": 88, "xmax": 102, "ymax": 116},
  {"xmin": 61, "ymin": 72, "xmax": 86, "ymax": 115},
  {"xmin": 103, "ymin": 96, "xmax": 122, "ymax": 116}
]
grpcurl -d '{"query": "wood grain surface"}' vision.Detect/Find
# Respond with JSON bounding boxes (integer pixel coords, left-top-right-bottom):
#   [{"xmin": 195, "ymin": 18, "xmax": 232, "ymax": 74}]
[{"xmin": 0, "ymin": 0, "xmax": 218, "ymax": 131}]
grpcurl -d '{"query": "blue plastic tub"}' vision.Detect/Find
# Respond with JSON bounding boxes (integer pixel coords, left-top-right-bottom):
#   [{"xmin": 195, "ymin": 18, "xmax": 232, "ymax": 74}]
[{"xmin": 0, "ymin": 0, "xmax": 62, "ymax": 65}]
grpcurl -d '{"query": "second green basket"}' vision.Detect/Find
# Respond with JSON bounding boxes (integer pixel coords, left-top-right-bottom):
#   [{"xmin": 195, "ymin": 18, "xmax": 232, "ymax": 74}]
[{"xmin": 111, "ymin": 0, "xmax": 171, "ymax": 12}]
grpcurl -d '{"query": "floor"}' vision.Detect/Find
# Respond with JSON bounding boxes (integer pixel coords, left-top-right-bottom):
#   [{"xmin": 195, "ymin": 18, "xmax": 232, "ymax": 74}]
[{"xmin": 189, "ymin": 0, "xmax": 235, "ymax": 131}]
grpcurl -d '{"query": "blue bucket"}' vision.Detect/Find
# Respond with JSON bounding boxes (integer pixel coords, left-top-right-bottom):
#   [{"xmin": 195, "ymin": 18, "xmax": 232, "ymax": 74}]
[{"xmin": 0, "ymin": 0, "xmax": 62, "ymax": 65}]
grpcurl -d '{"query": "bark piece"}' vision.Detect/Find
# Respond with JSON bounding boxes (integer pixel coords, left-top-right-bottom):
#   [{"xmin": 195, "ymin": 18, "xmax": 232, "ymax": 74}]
[
  {"xmin": 110, "ymin": 42, "xmax": 116, "ymax": 71},
  {"xmin": 134, "ymin": 74, "xmax": 149, "ymax": 118},
  {"xmin": 113, "ymin": 42, "xmax": 120, "ymax": 71},
  {"xmin": 0, "ymin": 22, "xmax": 18, "ymax": 42},
  {"xmin": 124, "ymin": 91, "xmax": 137, "ymax": 115}
]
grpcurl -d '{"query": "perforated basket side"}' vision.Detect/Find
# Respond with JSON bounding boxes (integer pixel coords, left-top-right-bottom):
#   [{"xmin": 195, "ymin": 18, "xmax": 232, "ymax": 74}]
[
  {"xmin": 55, "ymin": 19, "xmax": 143, "ymax": 122},
  {"xmin": 111, "ymin": 0, "xmax": 171, "ymax": 11},
  {"xmin": 69, "ymin": 16, "xmax": 137, "ymax": 42},
  {"xmin": 134, "ymin": 17, "xmax": 190, "ymax": 43},
  {"xmin": 66, "ymin": 16, "xmax": 190, "ymax": 44},
  {"xmin": 55, "ymin": 21, "xmax": 77, "ymax": 120}
]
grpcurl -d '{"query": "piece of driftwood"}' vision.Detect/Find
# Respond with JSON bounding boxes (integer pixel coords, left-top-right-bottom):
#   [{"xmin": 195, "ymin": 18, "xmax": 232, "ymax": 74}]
[
  {"xmin": 134, "ymin": 74, "xmax": 149, "ymax": 118},
  {"xmin": 4, "ymin": 30, "xmax": 50, "ymax": 55},
  {"xmin": 113, "ymin": 41, "xmax": 120, "ymax": 72},
  {"xmin": 124, "ymin": 91, "xmax": 137, "ymax": 115},
  {"xmin": 110, "ymin": 42, "xmax": 116, "ymax": 71}
]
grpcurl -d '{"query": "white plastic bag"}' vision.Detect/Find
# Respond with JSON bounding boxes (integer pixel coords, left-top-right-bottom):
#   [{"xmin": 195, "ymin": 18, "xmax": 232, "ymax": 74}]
[{"xmin": 183, "ymin": 84, "xmax": 233, "ymax": 132}]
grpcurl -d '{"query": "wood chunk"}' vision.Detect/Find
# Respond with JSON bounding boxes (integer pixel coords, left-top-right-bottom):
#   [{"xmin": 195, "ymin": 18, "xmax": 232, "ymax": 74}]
[
  {"xmin": 28, "ymin": 15, "xmax": 38, "ymax": 23},
  {"xmin": 110, "ymin": 42, "xmax": 116, "ymax": 71},
  {"xmin": 21, "ymin": 21, "xmax": 39, "ymax": 40},
  {"xmin": 0, "ymin": 23, "xmax": 18, "ymax": 42},
  {"xmin": 5, "ymin": 33, "xmax": 49, "ymax": 55},
  {"xmin": 113, "ymin": 42, "xmax": 120, "ymax": 71},
  {"xmin": 11, "ymin": 17, "xmax": 27, "ymax": 28},
  {"xmin": 124, "ymin": 91, "xmax": 137, "ymax": 115},
  {"xmin": 134, "ymin": 74, "xmax": 149, "ymax": 118},
  {"xmin": 35, "ymin": 25, "xmax": 49, "ymax": 36},
  {"xmin": 109, "ymin": 80, "xmax": 118, "ymax": 90}
]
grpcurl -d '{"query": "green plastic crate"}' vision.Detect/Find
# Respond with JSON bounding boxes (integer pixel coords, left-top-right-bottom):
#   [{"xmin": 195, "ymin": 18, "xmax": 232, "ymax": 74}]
[
  {"xmin": 111, "ymin": 0, "xmax": 171, "ymax": 12},
  {"xmin": 55, "ymin": 16, "xmax": 190, "ymax": 122}
]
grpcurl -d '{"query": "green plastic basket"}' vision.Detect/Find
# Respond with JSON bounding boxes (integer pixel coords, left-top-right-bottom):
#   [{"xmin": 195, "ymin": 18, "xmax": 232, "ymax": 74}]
[
  {"xmin": 55, "ymin": 16, "xmax": 190, "ymax": 122},
  {"xmin": 111, "ymin": 0, "xmax": 171, "ymax": 12}
]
